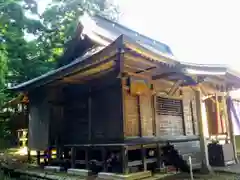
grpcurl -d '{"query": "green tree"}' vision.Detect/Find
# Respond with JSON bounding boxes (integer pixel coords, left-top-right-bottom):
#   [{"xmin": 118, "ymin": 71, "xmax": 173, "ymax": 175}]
[
  {"xmin": 0, "ymin": 0, "xmax": 119, "ymax": 142},
  {"xmin": 1, "ymin": 0, "xmax": 119, "ymax": 85}
]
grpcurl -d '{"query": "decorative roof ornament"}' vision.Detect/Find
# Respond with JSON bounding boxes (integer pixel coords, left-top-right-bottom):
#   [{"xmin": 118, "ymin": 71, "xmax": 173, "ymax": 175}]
[{"xmin": 79, "ymin": 12, "xmax": 110, "ymax": 46}]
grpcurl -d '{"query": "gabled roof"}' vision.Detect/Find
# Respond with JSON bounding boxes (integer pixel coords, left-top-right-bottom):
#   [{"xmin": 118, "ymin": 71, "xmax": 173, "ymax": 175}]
[
  {"xmin": 83, "ymin": 14, "xmax": 174, "ymax": 57},
  {"xmin": 9, "ymin": 14, "xmax": 179, "ymax": 92},
  {"xmin": 8, "ymin": 14, "xmax": 240, "ymax": 92}
]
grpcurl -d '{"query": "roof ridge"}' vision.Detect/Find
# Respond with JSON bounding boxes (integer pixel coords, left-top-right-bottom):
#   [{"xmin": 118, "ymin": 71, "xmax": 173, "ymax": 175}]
[{"xmin": 94, "ymin": 14, "xmax": 173, "ymax": 54}]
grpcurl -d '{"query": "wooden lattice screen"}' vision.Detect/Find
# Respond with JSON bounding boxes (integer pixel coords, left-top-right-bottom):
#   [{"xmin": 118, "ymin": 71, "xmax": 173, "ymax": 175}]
[
  {"xmin": 155, "ymin": 96, "xmax": 184, "ymax": 136},
  {"xmin": 156, "ymin": 97, "xmax": 183, "ymax": 116}
]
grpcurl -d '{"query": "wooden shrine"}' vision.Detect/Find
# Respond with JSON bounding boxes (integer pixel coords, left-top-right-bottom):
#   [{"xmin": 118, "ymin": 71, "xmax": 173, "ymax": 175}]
[{"xmin": 8, "ymin": 14, "xmax": 240, "ymax": 174}]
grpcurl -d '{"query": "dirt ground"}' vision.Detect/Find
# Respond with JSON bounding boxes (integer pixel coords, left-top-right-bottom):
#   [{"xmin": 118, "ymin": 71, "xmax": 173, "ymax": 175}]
[
  {"xmin": 0, "ymin": 149, "xmax": 239, "ymax": 180},
  {"xmin": 160, "ymin": 172, "xmax": 239, "ymax": 180}
]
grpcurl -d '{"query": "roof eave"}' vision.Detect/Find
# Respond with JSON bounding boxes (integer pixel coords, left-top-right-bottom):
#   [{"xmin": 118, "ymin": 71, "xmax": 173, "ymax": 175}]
[{"xmin": 8, "ymin": 37, "xmax": 123, "ymax": 92}]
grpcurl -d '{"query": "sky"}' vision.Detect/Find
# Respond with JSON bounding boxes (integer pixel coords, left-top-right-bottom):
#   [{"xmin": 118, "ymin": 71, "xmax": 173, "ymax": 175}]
[{"xmin": 39, "ymin": 0, "xmax": 240, "ymax": 71}]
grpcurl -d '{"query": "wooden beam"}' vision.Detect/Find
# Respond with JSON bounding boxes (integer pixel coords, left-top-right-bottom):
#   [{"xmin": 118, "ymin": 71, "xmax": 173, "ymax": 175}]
[
  {"xmin": 125, "ymin": 71, "xmax": 152, "ymax": 81},
  {"xmin": 125, "ymin": 53, "xmax": 157, "ymax": 67},
  {"xmin": 116, "ymin": 35, "xmax": 124, "ymax": 77},
  {"xmin": 152, "ymin": 72, "xmax": 177, "ymax": 80},
  {"xmin": 135, "ymin": 66, "xmax": 156, "ymax": 74},
  {"xmin": 194, "ymin": 87, "xmax": 211, "ymax": 173},
  {"xmin": 168, "ymin": 80, "xmax": 183, "ymax": 96}
]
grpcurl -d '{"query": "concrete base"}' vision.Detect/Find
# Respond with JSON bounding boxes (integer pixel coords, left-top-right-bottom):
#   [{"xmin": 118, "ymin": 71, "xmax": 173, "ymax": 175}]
[
  {"xmin": 97, "ymin": 171, "xmax": 152, "ymax": 180},
  {"xmin": 44, "ymin": 166, "xmax": 63, "ymax": 172},
  {"xmin": 67, "ymin": 168, "xmax": 92, "ymax": 176}
]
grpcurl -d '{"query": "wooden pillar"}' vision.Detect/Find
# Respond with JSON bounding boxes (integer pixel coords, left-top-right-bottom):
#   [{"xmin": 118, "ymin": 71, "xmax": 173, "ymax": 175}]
[
  {"xmin": 27, "ymin": 149, "xmax": 31, "ymax": 162},
  {"xmin": 121, "ymin": 146, "xmax": 129, "ymax": 174},
  {"xmin": 226, "ymin": 94, "xmax": 239, "ymax": 163},
  {"xmin": 152, "ymin": 88, "xmax": 157, "ymax": 136},
  {"xmin": 141, "ymin": 145, "xmax": 147, "ymax": 171},
  {"xmin": 88, "ymin": 88, "xmax": 92, "ymax": 142},
  {"xmin": 194, "ymin": 88, "xmax": 211, "ymax": 172},
  {"xmin": 37, "ymin": 150, "xmax": 41, "ymax": 165},
  {"xmin": 85, "ymin": 147, "xmax": 89, "ymax": 169},
  {"xmin": 101, "ymin": 147, "xmax": 107, "ymax": 172},
  {"xmin": 71, "ymin": 147, "xmax": 76, "ymax": 168},
  {"xmin": 156, "ymin": 143, "xmax": 162, "ymax": 170},
  {"xmin": 215, "ymin": 94, "xmax": 221, "ymax": 136},
  {"xmin": 137, "ymin": 95, "xmax": 142, "ymax": 137},
  {"xmin": 48, "ymin": 147, "xmax": 52, "ymax": 163}
]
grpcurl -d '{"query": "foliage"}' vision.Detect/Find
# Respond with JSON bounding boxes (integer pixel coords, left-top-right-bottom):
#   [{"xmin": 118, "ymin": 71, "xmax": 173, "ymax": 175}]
[
  {"xmin": 0, "ymin": 0, "xmax": 119, "ymax": 141},
  {"xmin": 1, "ymin": 0, "xmax": 119, "ymax": 83}
]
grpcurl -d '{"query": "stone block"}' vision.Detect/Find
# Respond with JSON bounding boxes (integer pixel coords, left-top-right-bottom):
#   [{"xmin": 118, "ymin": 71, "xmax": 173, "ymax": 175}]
[
  {"xmin": 44, "ymin": 166, "xmax": 63, "ymax": 172},
  {"xmin": 97, "ymin": 171, "xmax": 152, "ymax": 180},
  {"xmin": 67, "ymin": 168, "xmax": 92, "ymax": 176}
]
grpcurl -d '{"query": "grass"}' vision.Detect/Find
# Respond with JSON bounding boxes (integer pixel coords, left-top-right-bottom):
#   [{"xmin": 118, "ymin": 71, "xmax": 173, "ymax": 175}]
[{"xmin": 0, "ymin": 172, "xmax": 12, "ymax": 180}]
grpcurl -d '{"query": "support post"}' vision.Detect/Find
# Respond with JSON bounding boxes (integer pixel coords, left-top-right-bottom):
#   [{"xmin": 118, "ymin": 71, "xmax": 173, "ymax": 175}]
[
  {"xmin": 88, "ymin": 88, "xmax": 92, "ymax": 143},
  {"xmin": 226, "ymin": 94, "xmax": 239, "ymax": 164},
  {"xmin": 121, "ymin": 146, "xmax": 129, "ymax": 174},
  {"xmin": 56, "ymin": 146, "xmax": 62, "ymax": 160},
  {"xmin": 152, "ymin": 84, "xmax": 157, "ymax": 136},
  {"xmin": 141, "ymin": 145, "xmax": 147, "ymax": 171},
  {"xmin": 27, "ymin": 149, "xmax": 31, "ymax": 162},
  {"xmin": 48, "ymin": 147, "xmax": 52, "ymax": 164},
  {"xmin": 215, "ymin": 94, "xmax": 221, "ymax": 136},
  {"xmin": 101, "ymin": 147, "xmax": 107, "ymax": 172},
  {"xmin": 156, "ymin": 143, "xmax": 162, "ymax": 171},
  {"xmin": 85, "ymin": 147, "xmax": 89, "ymax": 169},
  {"xmin": 71, "ymin": 147, "xmax": 76, "ymax": 168},
  {"xmin": 194, "ymin": 88, "xmax": 211, "ymax": 173},
  {"xmin": 137, "ymin": 95, "xmax": 142, "ymax": 137},
  {"xmin": 37, "ymin": 150, "xmax": 41, "ymax": 165}
]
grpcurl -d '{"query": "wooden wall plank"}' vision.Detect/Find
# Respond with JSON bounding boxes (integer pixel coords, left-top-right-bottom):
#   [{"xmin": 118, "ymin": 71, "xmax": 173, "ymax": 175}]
[
  {"xmin": 124, "ymin": 89, "xmax": 139, "ymax": 137},
  {"xmin": 140, "ymin": 93, "xmax": 153, "ymax": 136}
]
